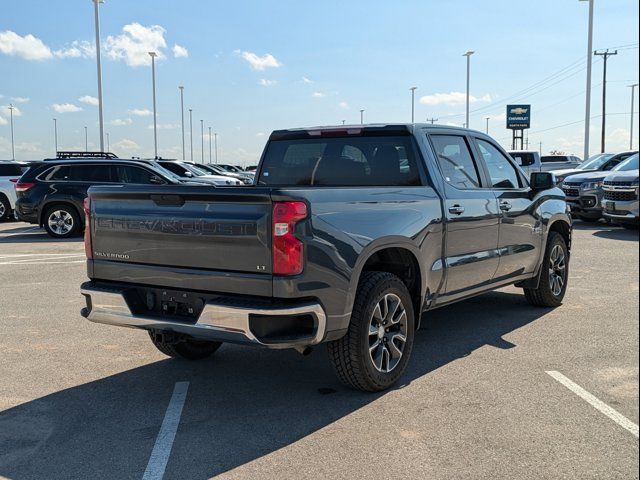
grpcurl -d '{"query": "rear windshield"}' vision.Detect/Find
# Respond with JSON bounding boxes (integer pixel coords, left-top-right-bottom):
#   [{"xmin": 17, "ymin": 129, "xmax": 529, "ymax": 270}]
[
  {"xmin": 541, "ymin": 155, "xmax": 569, "ymax": 163},
  {"xmin": 510, "ymin": 152, "xmax": 536, "ymax": 167},
  {"xmin": 258, "ymin": 136, "xmax": 422, "ymax": 186},
  {"xmin": 0, "ymin": 163, "xmax": 28, "ymax": 176}
]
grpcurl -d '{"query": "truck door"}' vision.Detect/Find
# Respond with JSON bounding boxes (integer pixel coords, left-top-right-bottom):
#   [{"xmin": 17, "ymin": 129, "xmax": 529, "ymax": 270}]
[
  {"xmin": 428, "ymin": 134, "xmax": 501, "ymax": 300},
  {"xmin": 471, "ymin": 138, "xmax": 542, "ymax": 280}
]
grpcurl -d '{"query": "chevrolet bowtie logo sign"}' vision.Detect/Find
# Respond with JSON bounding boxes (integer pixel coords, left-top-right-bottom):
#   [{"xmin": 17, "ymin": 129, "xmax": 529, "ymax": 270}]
[{"xmin": 506, "ymin": 104, "xmax": 531, "ymax": 130}]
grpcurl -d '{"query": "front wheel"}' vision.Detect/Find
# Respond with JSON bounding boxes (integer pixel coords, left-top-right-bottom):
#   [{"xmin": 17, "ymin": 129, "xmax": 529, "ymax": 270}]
[
  {"xmin": 0, "ymin": 195, "xmax": 11, "ymax": 221},
  {"xmin": 524, "ymin": 232, "xmax": 569, "ymax": 307},
  {"xmin": 327, "ymin": 271, "xmax": 415, "ymax": 392}
]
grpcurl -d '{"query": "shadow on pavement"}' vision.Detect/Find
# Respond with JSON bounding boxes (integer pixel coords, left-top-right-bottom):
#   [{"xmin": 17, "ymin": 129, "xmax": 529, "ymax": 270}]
[
  {"xmin": 0, "ymin": 225, "xmax": 82, "ymax": 244},
  {"xmin": 0, "ymin": 291, "xmax": 549, "ymax": 480},
  {"xmin": 571, "ymin": 221, "xmax": 639, "ymax": 242}
]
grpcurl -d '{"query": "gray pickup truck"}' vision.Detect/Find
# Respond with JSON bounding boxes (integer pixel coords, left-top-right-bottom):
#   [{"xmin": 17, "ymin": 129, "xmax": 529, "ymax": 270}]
[{"xmin": 80, "ymin": 124, "xmax": 572, "ymax": 391}]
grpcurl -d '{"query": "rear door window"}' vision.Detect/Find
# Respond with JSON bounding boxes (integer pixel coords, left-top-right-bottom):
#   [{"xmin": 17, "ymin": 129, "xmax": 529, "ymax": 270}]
[
  {"xmin": 258, "ymin": 135, "xmax": 422, "ymax": 186},
  {"xmin": 41, "ymin": 165, "xmax": 71, "ymax": 181},
  {"xmin": 68, "ymin": 165, "xmax": 111, "ymax": 182},
  {"xmin": 114, "ymin": 165, "xmax": 162, "ymax": 184},
  {"xmin": 430, "ymin": 135, "xmax": 482, "ymax": 189}
]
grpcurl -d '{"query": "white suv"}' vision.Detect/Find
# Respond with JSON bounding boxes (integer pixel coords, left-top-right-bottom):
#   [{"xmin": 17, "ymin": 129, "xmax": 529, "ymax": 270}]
[{"xmin": 0, "ymin": 161, "xmax": 29, "ymax": 221}]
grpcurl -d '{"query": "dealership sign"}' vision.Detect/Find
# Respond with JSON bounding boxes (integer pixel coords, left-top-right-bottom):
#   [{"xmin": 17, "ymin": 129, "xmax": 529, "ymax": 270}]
[{"xmin": 506, "ymin": 104, "xmax": 531, "ymax": 129}]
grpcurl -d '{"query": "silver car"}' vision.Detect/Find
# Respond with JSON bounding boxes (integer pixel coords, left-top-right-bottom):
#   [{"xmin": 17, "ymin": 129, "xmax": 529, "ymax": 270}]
[{"xmin": 601, "ymin": 153, "xmax": 639, "ymax": 229}]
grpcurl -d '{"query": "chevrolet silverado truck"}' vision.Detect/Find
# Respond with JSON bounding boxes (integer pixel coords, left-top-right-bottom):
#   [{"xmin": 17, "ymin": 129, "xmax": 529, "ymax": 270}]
[{"xmin": 80, "ymin": 124, "xmax": 572, "ymax": 392}]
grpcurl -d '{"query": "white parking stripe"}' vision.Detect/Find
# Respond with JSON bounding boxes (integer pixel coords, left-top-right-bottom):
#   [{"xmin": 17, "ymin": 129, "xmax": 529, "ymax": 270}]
[
  {"xmin": 547, "ymin": 371, "xmax": 639, "ymax": 438},
  {"xmin": 142, "ymin": 382, "xmax": 190, "ymax": 480}
]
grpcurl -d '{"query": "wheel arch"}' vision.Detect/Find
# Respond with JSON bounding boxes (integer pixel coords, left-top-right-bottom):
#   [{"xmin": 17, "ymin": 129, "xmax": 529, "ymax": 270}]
[{"xmin": 39, "ymin": 199, "xmax": 84, "ymax": 227}]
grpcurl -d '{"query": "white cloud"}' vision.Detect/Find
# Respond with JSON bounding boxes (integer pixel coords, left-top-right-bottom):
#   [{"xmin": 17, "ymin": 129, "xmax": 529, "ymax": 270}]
[
  {"xmin": 302, "ymin": 76, "xmax": 313, "ymax": 84},
  {"xmin": 148, "ymin": 123, "xmax": 178, "ymax": 130},
  {"xmin": 53, "ymin": 40, "xmax": 95, "ymax": 59},
  {"xmin": 312, "ymin": 92, "xmax": 326, "ymax": 98},
  {"xmin": 0, "ymin": 30, "xmax": 53, "ymax": 61},
  {"xmin": 51, "ymin": 103, "xmax": 82, "ymax": 113},
  {"xmin": 419, "ymin": 91, "xmax": 492, "ymax": 106},
  {"xmin": 12, "ymin": 96, "xmax": 29, "ymax": 103},
  {"xmin": 338, "ymin": 101, "xmax": 349, "ymax": 109},
  {"xmin": 259, "ymin": 79, "xmax": 277, "ymax": 87},
  {"xmin": 237, "ymin": 50, "xmax": 282, "ymax": 71},
  {"xmin": 78, "ymin": 95, "xmax": 99, "ymax": 106},
  {"xmin": 113, "ymin": 139, "xmax": 139, "ymax": 151},
  {"xmin": 104, "ymin": 23, "xmax": 167, "ymax": 67},
  {"xmin": 2, "ymin": 105, "xmax": 23, "ymax": 116},
  {"xmin": 129, "ymin": 108, "xmax": 153, "ymax": 116},
  {"xmin": 172, "ymin": 44, "xmax": 188, "ymax": 58},
  {"xmin": 0, "ymin": 116, "xmax": 7, "ymax": 125},
  {"xmin": 110, "ymin": 118, "xmax": 133, "ymax": 126}
]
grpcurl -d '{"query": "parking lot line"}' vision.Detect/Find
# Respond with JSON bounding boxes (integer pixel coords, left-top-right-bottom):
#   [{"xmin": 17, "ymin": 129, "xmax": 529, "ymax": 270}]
[
  {"xmin": 142, "ymin": 381, "xmax": 190, "ymax": 480},
  {"xmin": 546, "ymin": 371, "xmax": 639, "ymax": 438}
]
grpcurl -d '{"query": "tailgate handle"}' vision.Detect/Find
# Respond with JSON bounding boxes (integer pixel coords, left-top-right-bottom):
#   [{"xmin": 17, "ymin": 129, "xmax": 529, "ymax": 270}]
[{"xmin": 150, "ymin": 194, "xmax": 185, "ymax": 206}]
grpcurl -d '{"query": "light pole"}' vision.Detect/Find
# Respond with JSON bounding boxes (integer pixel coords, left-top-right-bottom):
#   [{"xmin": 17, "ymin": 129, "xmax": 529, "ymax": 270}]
[
  {"xmin": 149, "ymin": 51, "xmax": 158, "ymax": 158},
  {"xmin": 106, "ymin": 132, "xmax": 110, "ymax": 152},
  {"xmin": 84, "ymin": 126, "xmax": 88, "ymax": 151},
  {"xmin": 93, "ymin": 0, "xmax": 105, "ymax": 152},
  {"xmin": 594, "ymin": 49, "xmax": 618, "ymax": 153},
  {"xmin": 410, "ymin": 87, "xmax": 417, "ymax": 123},
  {"xmin": 8, "ymin": 104, "xmax": 15, "ymax": 160},
  {"xmin": 629, "ymin": 83, "xmax": 638, "ymax": 149},
  {"xmin": 360, "ymin": 109, "xmax": 364, "ymax": 124},
  {"xmin": 341, "ymin": 120, "xmax": 345, "ymax": 125},
  {"xmin": 214, "ymin": 132, "xmax": 218, "ymax": 163},
  {"xmin": 580, "ymin": 0, "xmax": 594, "ymax": 161},
  {"xmin": 53, "ymin": 118, "xmax": 58, "ymax": 153},
  {"xmin": 200, "ymin": 119, "xmax": 204, "ymax": 163},
  {"xmin": 463, "ymin": 51, "xmax": 475, "ymax": 129},
  {"xmin": 178, "ymin": 86, "xmax": 185, "ymax": 160},
  {"xmin": 539, "ymin": 142, "xmax": 543, "ymax": 155},
  {"xmin": 189, "ymin": 109, "xmax": 193, "ymax": 161},
  {"xmin": 485, "ymin": 117, "xmax": 490, "ymax": 134},
  {"xmin": 208, "ymin": 127, "xmax": 212, "ymax": 163}
]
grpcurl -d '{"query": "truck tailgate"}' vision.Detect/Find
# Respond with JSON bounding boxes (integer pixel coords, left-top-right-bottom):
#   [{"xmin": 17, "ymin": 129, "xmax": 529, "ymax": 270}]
[{"xmin": 88, "ymin": 185, "xmax": 272, "ymax": 274}]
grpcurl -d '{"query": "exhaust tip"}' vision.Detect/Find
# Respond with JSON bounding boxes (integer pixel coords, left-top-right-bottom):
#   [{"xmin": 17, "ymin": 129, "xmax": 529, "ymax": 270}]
[{"xmin": 294, "ymin": 346, "xmax": 313, "ymax": 356}]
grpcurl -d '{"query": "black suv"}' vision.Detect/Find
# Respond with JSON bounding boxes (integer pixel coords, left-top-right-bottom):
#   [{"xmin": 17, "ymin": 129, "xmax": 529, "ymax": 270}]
[{"xmin": 15, "ymin": 159, "xmax": 175, "ymax": 238}]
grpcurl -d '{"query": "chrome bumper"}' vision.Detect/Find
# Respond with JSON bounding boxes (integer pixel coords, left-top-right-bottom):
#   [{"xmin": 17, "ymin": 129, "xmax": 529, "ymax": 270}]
[{"xmin": 81, "ymin": 285, "xmax": 327, "ymax": 349}]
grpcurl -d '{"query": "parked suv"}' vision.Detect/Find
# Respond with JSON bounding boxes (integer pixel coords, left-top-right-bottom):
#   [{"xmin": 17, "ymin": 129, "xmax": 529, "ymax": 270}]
[
  {"xmin": 540, "ymin": 154, "xmax": 582, "ymax": 174},
  {"xmin": 151, "ymin": 160, "xmax": 242, "ymax": 186},
  {"xmin": 15, "ymin": 159, "xmax": 176, "ymax": 238},
  {"xmin": 602, "ymin": 153, "xmax": 639, "ymax": 229},
  {"xmin": 552, "ymin": 151, "xmax": 635, "ymax": 184},
  {"xmin": 81, "ymin": 124, "xmax": 571, "ymax": 392},
  {"xmin": 0, "ymin": 161, "xmax": 30, "ymax": 221}
]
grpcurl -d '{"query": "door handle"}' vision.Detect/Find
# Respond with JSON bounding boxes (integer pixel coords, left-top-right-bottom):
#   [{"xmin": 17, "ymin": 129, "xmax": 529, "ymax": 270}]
[
  {"xmin": 499, "ymin": 201, "xmax": 512, "ymax": 211},
  {"xmin": 448, "ymin": 204, "xmax": 465, "ymax": 215}
]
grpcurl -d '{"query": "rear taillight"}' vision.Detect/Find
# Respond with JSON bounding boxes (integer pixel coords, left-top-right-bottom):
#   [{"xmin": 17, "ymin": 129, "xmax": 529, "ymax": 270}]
[
  {"xmin": 14, "ymin": 181, "xmax": 35, "ymax": 193},
  {"xmin": 9, "ymin": 178, "xmax": 19, "ymax": 183},
  {"xmin": 272, "ymin": 201, "xmax": 307, "ymax": 276},
  {"xmin": 83, "ymin": 197, "xmax": 92, "ymax": 259}
]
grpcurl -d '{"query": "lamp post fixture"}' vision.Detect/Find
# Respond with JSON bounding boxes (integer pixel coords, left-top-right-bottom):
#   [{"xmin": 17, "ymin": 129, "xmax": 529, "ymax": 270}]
[
  {"xmin": 485, "ymin": 116, "xmax": 490, "ymax": 134},
  {"xmin": 149, "ymin": 51, "xmax": 158, "ymax": 158},
  {"xmin": 410, "ymin": 87, "xmax": 417, "ymax": 123},
  {"xmin": 580, "ymin": 0, "xmax": 595, "ymax": 161},
  {"xmin": 106, "ymin": 132, "xmax": 110, "ymax": 152},
  {"xmin": 189, "ymin": 109, "xmax": 193, "ymax": 161},
  {"xmin": 53, "ymin": 118, "xmax": 58, "ymax": 153},
  {"xmin": 208, "ymin": 126, "xmax": 212, "ymax": 163},
  {"xmin": 214, "ymin": 132, "xmax": 218, "ymax": 164},
  {"xmin": 360, "ymin": 109, "xmax": 364, "ymax": 124},
  {"xmin": 628, "ymin": 83, "xmax": 638, "ymax": 149},
  {"xmin": 179, "ymin": 86, "xmax": 185, "ymax": 160},
  {"xmin": 84, "ymin": 126, "xmax": 88, "ymax": 151},
  {"xmin": 463, "ymin": 50, "xmax": 475, "ymax": 129},
  {"xmin": 93, "ymin": 0, "xmax": 105, "ymax": 151},
  {"xmin": 8, "ymin": 104, "xmax": 15, "ymax": 160},
  {"xmin": 200, "ymin": 119, "xmax": 204, "ymax": 163}
]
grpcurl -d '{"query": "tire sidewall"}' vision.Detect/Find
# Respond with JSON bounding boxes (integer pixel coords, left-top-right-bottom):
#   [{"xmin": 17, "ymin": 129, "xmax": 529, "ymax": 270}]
[
  {"xmin": 356, "ymin": 276, "xmax": 415, "ymax": 389},
  {"xmin": 541, "ymin": 233, "xmax": 569, "ymax": 302},
  {"xmin": 0, "ymin": 196, "xmax": 10, "ymax": 221},
  {"xmin": 43, "ymin": 205, "xmax": 80, "ymax": 238}
]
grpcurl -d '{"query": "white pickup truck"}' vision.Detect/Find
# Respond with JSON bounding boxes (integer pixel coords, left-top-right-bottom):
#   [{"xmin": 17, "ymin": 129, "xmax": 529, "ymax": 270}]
[{"xmin": 0, "ymin": 161, "xmax": 29, "ymax": 221}]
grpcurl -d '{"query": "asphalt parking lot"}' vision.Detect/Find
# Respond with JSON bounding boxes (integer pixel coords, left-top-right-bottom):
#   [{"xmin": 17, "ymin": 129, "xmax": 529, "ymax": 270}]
[{"xmin": 0, "ymin": 220, "xmax": 637, "ymax": 480}]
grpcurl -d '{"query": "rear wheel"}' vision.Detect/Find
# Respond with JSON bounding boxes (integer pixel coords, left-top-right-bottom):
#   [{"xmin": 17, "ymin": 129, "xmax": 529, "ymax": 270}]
[
  {"xmin": 0, "ymin": 195, "xmax": 11, "ymax": 221},
  {"xmin": 43, "ymin": 204, "xmax": 81, "ymax": 238},
  {"xmin": 524, "ymin": 232, "xmax": 569, "ymax": 307},
  {"xmin": 327, "ymin": 271, "xmax": 415, "ymax": 392},
  {"xmin": 148, "ymin": 331, "xmax": 222, "ymax": 360}
]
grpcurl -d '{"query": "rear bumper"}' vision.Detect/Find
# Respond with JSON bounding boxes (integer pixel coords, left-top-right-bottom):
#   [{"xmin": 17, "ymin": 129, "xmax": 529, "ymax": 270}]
[
  {"xmin": 80, "ymin": 282, "xmax": 327, "ymax": 349},
  {"xmin": 14, "ymin": 200, "xmax": 39, "ymax": 224}
]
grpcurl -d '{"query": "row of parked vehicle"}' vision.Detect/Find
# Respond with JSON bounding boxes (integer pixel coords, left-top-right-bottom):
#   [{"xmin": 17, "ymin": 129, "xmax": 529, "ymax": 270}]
[
  {"xmin": 0, "ymin": 152, "xmax": 255, "ymax": 238},
  {"xmin": 509, "ymin": 149, "xmax": 639, "ymax": 229}
]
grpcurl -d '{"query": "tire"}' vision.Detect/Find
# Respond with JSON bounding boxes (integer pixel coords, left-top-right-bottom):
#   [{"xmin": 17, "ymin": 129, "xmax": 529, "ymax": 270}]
[
  {"xmin": 0, "ymin": 195, "xmax": 11, "ymax": 221},
  {"xmin": 327, "ymin": 271, "xmax": 415, "ymax": 392},
  {"xmin": 524, "ymin": 232, "xmax": 569, "ymax": 307},
  {"xmin": 43, "ymin": 204, "xmax": 81, "ymax": 238},
  {"xmin": 148, "ymin": 330, "xmax": 222, "ymax": 360}
]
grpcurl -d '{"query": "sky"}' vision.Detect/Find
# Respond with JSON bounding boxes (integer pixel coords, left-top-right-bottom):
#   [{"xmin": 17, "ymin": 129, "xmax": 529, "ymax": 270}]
[{"xmin": 1, "ymin": 0, "xmax": 639, "ymax": 165}]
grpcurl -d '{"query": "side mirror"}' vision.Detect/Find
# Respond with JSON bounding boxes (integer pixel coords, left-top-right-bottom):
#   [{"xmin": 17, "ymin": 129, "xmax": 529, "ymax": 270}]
[
  {"xmin": 150, "ymin": 175, "xmax": 164, "ymax": 185},
  {"xmin": 184, "ymin": 171, "xmax": 193, "ymax": 177},
  {"xmin": 530, "ymin": 171, "xmax": 555, "ymax": 191}
]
